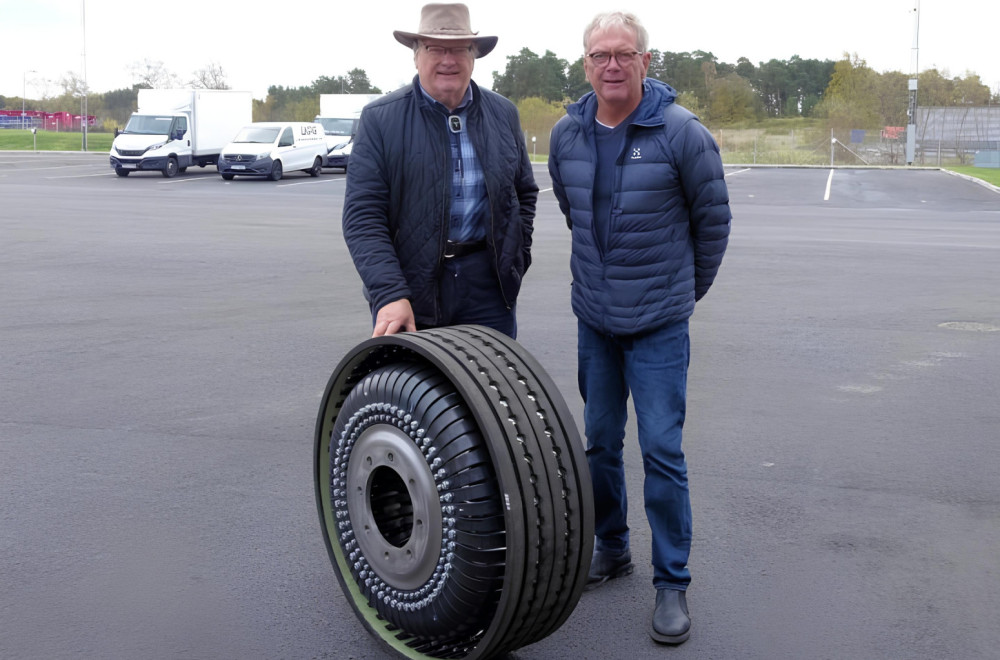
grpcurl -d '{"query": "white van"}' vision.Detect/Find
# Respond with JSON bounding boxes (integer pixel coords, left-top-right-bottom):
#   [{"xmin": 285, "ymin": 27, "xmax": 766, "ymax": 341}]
[{"xmin": 218, "ymin": 122, "xmax": 326, "ymax": 180}]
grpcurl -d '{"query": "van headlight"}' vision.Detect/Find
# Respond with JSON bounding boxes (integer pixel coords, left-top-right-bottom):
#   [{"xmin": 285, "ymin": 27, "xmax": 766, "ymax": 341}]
[
  {"xmin": 144, "ymin": 142, "xmax": 166, "ymax": 153},
  {"xmin": 256, "ymin": 153, "xmax": 270, "ymax": 161}
]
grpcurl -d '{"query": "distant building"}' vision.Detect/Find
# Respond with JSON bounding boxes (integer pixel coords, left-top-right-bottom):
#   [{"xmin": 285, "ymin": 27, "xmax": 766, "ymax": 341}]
[{"xmin": 0, "ymin": 109, "xmax": 96, "ymax": 130}]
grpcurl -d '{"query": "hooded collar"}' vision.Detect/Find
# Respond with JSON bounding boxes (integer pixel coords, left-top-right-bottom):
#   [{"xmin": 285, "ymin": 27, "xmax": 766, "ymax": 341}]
[{"xmin": 567, "ymin": 78, "xmax": 679, "ymax": 130}]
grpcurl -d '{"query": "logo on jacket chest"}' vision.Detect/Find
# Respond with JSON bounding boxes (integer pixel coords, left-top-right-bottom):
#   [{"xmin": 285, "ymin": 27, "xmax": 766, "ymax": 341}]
[{"xmin": 630, "ymin": 147, "xmax": 642, "ymax": 160}]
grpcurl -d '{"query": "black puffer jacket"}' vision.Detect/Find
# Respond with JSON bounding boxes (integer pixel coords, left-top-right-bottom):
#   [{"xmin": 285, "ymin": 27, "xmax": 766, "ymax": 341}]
[{"xmin": 342, "ymin": 76, "xmax": 538, "ymax": 327}]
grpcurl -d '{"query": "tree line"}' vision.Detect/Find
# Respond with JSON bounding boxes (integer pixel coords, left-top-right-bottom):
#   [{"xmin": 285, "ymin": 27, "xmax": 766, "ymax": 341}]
[
  {"xmin": 1, "ymin": 50, "xmax": 994, "ymax": 134},
  {"xmin": 494, "ymin": 48, "xmax": 997, "ymax": 127}
]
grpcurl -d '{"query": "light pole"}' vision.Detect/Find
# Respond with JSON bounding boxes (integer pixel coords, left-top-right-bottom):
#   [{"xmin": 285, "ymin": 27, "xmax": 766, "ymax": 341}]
[
  {"xmin": 23, "ymin": 69, "xmax": 36, "ymax": 131},
  {"xmin": 81, "ymin": 0, "xmax": 88, "ymax": 151},
  {"xmin": 906, "ymin": 0, "xmax": 920, "ymax": 165}
]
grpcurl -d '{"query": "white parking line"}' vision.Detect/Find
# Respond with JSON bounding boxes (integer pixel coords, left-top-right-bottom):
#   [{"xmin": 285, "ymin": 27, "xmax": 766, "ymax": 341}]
[
  {"xmin": 46, "ymin": 172, "xmax": 115, "ymax": 179},
  {"xmin": 158, "ymin": 176, "xmax": 220, "ymax": 185},
  {"xmin": 725, "ymin": 168, "xmax": 751, "ymax": 177},
  {"xmin": 824, "ymin": 169, "xmax": 834, "ymax": 201},
  {"xmin": 277, "ymin": 178, "xmax": 341, "ymax": 187},
  {"xmin": 8, "ymin": 163, "xmax": 105, "ymax": 173}
]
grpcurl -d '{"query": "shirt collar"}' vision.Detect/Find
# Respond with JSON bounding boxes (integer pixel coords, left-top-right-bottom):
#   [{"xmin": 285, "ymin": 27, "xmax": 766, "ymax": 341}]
[{"xmin": 417, "ymin": 81, "xmax": 474, "ymax": 115}]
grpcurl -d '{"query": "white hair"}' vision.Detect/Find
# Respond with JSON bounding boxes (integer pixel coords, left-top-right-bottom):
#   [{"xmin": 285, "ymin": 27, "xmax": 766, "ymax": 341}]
[{"xmin": 583, "ymin": 11, "xmax": 648, "ymax": 53}]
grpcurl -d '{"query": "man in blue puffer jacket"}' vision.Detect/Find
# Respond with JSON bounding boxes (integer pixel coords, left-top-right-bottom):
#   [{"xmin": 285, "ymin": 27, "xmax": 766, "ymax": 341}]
[
  {"xmin": 549, "ymin": 10, "xmax": 731, "ymax": 645},
  {"xmin": 343, "ymin": 3, "xmax": 537, "ymax": 338}
]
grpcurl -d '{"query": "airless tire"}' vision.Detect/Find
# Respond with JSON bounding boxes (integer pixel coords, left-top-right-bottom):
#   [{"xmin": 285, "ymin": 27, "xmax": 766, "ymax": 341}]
[{"xmin": 315, "ymin": 325, "xmax": 593, "ymax": 659}]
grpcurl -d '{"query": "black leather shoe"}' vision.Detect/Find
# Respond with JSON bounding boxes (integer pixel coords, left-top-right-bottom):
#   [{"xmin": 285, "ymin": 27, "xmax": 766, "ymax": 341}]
[
  {"xmin": 584, "ymin": 548, "xmax": 633, "ymax": 591},
  {"xmin": 650, "ymin": 588, "xmax": 691, "ymax": 644}
]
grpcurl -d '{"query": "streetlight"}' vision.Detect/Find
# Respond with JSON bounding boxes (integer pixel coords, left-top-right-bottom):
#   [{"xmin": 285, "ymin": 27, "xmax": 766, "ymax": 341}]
[
  {"xmin": 906, "ymin": 0, "xmax": 920, "ymax": 165},
  {"xmin": 81, "ymin": 0, "xmax": 88, "ymax": 151},
  {"xmin": 23, "ymin": 69, "xmax": 36, "ymax": 131}
]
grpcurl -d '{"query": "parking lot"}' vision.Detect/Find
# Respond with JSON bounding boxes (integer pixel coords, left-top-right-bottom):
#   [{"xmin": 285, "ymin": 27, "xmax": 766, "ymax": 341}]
[{"xmin": 2, "ymin": 152, "xmax": 999, "ymax": 659}]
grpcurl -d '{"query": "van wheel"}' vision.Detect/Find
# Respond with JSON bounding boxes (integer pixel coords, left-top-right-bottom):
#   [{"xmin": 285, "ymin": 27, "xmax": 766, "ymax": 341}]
[
  {"xmin": 162, "ymin": 157, "xmax": 178, "ymax": 178},
  {"xmin": 315, "ymin": 325, "xmax": 594, "ymax": 659},
  {"xmin": 115, "ymin": 167, "xmax": 129, "ymax": 177},
  {"xmin": 308, "ymin": 156, "xmax": 322, "ymax": 177},
  {"xmin": 268, "ymin": 160, "xmax": 283, "ymax": 181},
  {"xmin": 221, "ymin": 173, "xmax": 235, "ymax": 181}
]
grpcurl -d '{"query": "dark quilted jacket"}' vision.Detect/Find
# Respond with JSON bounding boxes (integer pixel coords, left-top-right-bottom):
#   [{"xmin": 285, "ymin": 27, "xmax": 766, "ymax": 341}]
[
  {"xmin": 548, "ymin": 78, "xmax": 731, "ymax": 336},
  {"xmin": 342, "ymin": 76, "xmax": 537, "ymax": 327}
]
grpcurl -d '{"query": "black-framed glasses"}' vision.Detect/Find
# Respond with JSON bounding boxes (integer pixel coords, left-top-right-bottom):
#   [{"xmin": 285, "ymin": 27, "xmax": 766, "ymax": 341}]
[
  {"xmin": 424, "ymin": 44, "xmax": 474, "ymax": 58},
  {"xmin": 448, "ymin": 115, "xmax": 463, "ymax": 133},
  {"xmin": 586, "ymin": 51, "xmax": 642, "ymax": 67}
]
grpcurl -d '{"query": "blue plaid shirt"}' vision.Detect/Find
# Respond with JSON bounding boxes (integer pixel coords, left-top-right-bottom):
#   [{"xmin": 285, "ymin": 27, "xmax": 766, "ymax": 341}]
[{"xmin": 419, "ymin": 84, "xmax": 488, "ymax": 242}]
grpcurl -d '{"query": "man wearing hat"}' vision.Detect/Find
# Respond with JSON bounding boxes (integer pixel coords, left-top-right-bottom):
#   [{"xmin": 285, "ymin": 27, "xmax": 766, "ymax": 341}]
[{"xmin": 342, "ymin": 3, "xmax": 537, "ymax": 338}]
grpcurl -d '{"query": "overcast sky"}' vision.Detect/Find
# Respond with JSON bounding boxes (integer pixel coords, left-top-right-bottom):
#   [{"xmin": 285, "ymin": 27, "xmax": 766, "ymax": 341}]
[{"xmin": 3, "ymin": 0, "xmax": 998, "ymax": 103}]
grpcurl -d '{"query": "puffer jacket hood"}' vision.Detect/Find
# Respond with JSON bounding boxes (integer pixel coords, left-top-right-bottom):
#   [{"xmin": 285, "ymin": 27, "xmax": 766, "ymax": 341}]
[{"xmin": 567, "ymin": 78, "xmax": 678, "ymax": 127}]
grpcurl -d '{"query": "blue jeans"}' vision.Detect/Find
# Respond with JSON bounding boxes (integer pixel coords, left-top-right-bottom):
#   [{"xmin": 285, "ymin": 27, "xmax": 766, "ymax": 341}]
[{"xmin": 578, "ymin": 319, "xmax": 692, "ymax": 590}]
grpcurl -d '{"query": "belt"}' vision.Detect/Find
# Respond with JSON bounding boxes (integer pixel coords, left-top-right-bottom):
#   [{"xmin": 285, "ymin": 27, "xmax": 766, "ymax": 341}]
[{"xmin": 443, "ymin": 239, "xmax": 487, "ymax": 259}]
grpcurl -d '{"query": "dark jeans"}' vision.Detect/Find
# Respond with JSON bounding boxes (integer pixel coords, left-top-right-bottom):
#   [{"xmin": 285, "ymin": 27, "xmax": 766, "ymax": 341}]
[
  {"xmin": 372, "ymin": 250, "xmax": 516, "ymax": 338},
  {"xmin": 438, "ymin": 250, "xmax": 516, "ymax": 337},
  {"xmin": 578, "ymin": 318, "xmax": 692, "ymax": 590}
]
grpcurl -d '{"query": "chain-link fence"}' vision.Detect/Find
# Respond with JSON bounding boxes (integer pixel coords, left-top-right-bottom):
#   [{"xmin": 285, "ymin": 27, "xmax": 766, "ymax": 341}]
[
  {"xmin": 519, "ymin": 105, "xmax": 1000, "ymax": 167},
  {"xmin": 714, "ymin": 107, "xmax": 1000, "ymax": 167},
  {"xmin": 913, "ymin": 106, "xmax": 1000, "ymax": 166},
  {"xmin": 714, "ymin": 126, "xmax": 908, "ymax": 166}
]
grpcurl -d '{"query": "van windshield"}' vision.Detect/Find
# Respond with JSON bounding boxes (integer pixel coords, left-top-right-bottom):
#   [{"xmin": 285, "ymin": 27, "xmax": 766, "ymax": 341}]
[
  {"xmin": 232, "ymin": 127, "xmax": 280, "ymax": 144},
  {"xmin": 316, "ymin": 118, "xmax": 355, "ymax": 136},
  {"xmin": 122, "ymin": 115, "xmax": 175, "ymax": 135}
]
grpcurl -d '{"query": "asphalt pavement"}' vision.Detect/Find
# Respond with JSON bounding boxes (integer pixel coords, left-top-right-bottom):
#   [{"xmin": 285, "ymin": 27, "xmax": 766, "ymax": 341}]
[{"xmin": 2, "ymin": 152, "xmax": 999, "ymax": 659}]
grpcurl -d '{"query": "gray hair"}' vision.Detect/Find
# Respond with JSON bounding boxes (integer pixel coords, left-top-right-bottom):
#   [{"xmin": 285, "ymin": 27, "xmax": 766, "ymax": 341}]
[{"xmin": 583, "ymin": 11, "xmax": 648, "ymax": 54}]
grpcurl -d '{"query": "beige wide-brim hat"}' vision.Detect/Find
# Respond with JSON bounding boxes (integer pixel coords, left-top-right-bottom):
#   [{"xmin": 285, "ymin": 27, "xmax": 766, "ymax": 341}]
[{"xmin": 393, "ymin": 3, "xmax": 498, "ymax": 58}]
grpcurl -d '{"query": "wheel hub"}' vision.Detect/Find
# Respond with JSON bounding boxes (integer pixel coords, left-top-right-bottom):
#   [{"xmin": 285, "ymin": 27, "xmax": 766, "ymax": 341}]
[{"xmin": 345, "ymin": 423, "xmax": 443, "ymax": 591}]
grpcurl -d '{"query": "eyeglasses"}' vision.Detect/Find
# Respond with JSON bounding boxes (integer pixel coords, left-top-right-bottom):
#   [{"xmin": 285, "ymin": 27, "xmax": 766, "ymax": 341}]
[
  {"xmin": 423, "ymin": 44, "xmax": 474, "ymax": 58},
  {"xmin": 586, "ymin": 51, "xmax": 643, "ymax": 67}
]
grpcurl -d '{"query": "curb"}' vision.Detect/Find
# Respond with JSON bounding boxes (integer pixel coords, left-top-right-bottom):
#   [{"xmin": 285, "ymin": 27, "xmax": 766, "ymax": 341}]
[{"xmin": 940, "ymin": 168, "xmax": 1000, "ymax": 194}]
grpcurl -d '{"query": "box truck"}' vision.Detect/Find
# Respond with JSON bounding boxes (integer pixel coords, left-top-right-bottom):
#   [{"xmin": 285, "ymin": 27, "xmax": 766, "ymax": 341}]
[
  {"xmin": 315, "ymin": 93, "xmax": 382, "ymax": 169},
  {"xmin": 109, "ymin": 89, "xmax": 252, "ymax": 178}
]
